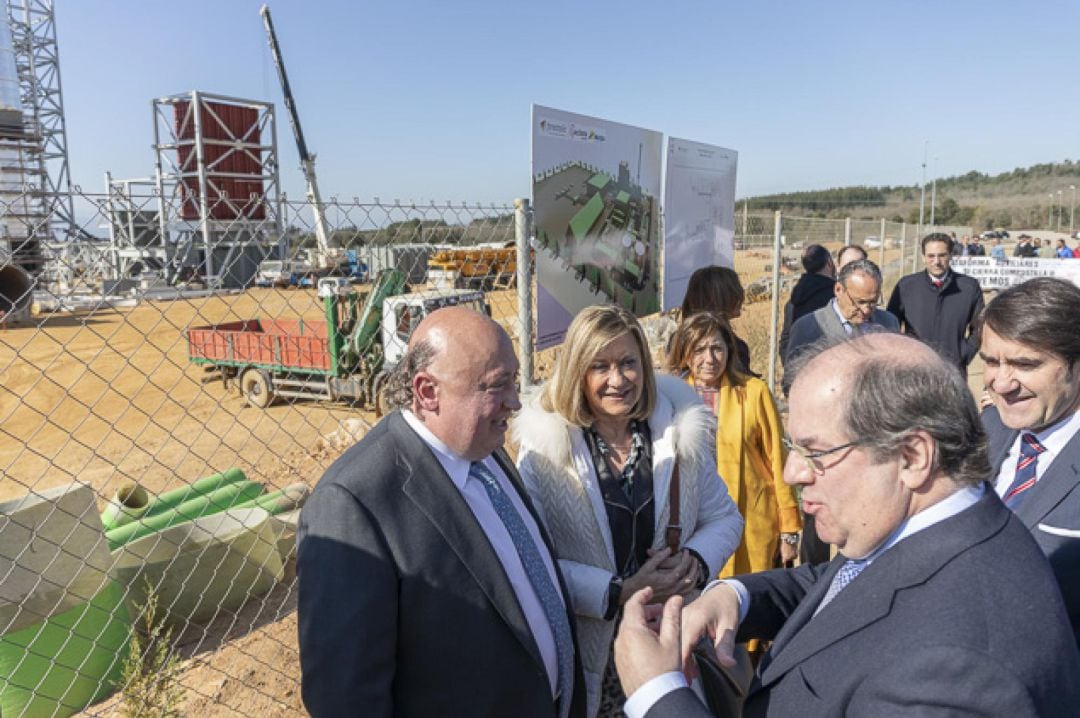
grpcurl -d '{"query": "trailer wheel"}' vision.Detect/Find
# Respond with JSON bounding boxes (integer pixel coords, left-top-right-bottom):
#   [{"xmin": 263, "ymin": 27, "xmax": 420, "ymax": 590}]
[{"xmin": 241, "ymin": 369, "xmax": 275, "ymax": 409}]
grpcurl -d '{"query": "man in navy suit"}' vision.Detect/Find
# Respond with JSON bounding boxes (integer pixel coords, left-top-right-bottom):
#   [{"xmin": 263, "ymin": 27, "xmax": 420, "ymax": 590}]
[
  {"xmin": 614, "ymin": 332, "xmax": 1080, "ymax": 717},
  {"xmin": 979, "ymin": 277, "xmax": 1080, "ymax": 648},
  {"xmin": 297, "ymin": 307, "xmax": 585, "ymax": 718}
]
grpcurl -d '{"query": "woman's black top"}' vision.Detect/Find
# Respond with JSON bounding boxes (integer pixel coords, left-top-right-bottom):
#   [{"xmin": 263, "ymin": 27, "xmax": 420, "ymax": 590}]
[{"xmin": 583, "ymin": 420, "xmax": 655, "ymax": 578}]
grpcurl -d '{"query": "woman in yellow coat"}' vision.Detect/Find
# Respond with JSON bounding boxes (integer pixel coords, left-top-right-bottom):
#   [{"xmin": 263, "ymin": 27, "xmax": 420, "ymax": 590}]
[{"xmin": 667, "ymin": 312, "xmax": 802, "ymax": 577}]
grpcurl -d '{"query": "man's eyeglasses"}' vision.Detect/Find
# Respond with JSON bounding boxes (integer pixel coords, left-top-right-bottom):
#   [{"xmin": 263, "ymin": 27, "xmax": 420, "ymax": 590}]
[
  {"xmin": 839, "ymin": 285, "xmax": 880, "ymax": 310},
  {"xmin": 782, "ymin": 436, "xmax": 864, "ymax": 472}
]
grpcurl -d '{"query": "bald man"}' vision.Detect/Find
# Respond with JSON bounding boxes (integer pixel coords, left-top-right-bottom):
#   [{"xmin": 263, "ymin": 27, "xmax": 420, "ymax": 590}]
[
  {"xmin": 298, "ymin": 307, "xmax": 585, "ymax": 718},
  {"xmin": 615, "ymin": 333, "xmax": 1080, "ymax": 717}
]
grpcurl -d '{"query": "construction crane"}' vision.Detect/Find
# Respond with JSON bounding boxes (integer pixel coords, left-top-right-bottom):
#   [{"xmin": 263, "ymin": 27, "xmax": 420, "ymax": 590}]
[{"xmin": 259, "ymin": 4, "xmax": 331, "ymax": 266}]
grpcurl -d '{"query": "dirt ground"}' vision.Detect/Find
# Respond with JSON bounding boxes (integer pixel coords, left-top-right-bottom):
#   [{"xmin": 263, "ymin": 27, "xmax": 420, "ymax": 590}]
[
  {"xmin": 2, "ymin": 268, "xmax": 989, "ymax": 717},
  {"xmin": 0, "ymin": 284, "xmax": 524, "ymax": 717}
]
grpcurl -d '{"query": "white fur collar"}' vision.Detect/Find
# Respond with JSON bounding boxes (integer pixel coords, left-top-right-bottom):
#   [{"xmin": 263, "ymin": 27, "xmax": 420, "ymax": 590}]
[{"xmin": 511, "ymin": 374, "xmax": 715, "ymax": 473}]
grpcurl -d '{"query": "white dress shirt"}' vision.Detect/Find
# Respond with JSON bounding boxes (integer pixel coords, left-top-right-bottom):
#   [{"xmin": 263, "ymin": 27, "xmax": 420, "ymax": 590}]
[
  {"xmin": 625, "ymin": 484, "xmax": 986, "ymax": 718},
  {"xmin": 993, "ymin": 409, "xmax": 1080, "ymax": 498},
  {"xmin": 402, "ymin": 410, "xmax": 563, "ymax": 697}
]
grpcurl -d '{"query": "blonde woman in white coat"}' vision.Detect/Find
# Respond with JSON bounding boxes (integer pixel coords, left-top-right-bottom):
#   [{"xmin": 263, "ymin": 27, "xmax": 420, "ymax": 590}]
[{"xmin": 511, "ymin": 305, "xmax": 743, "ymax": 718}]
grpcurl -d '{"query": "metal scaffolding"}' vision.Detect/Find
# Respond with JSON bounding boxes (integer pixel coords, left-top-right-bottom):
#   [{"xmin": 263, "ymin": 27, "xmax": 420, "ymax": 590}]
[
  {"xmin": 152, "ymin": 91, "xmax": 283, "ymax": 288},
  {"xmin": 6, "ymin": 0, "xmax": 76, "ymax": 242}
]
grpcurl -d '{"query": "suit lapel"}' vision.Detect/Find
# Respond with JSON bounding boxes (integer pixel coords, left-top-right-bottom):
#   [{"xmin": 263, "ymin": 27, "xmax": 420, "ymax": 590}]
[
  {"xmin": 393, "ymin": 415, "xmax": 546, "ymax": 672},
  {"xmin": 757, "ymin": 493, "xmax": 1007, "ymax": 688},
  {"xmin": 984, "ymin": 408, "xmax": 1017, "ymax": 475},
  {"xmin": 815, "ymin": 305, "xmax": 847, "ymax": 342},
  {"xmin": 985, "ymin": 407, "xmax": 1080, "ymax": 530},
  {"xmin": 1016, "ymin": 434, "xmax": 1080, "ymax": 530},
  {"xmin": 758, "ymin": 558, "xmax": 895, "ymax": 685},
  {"xmin": 758, "ymin": 559, "xmax": 841, "ymax": 673}
]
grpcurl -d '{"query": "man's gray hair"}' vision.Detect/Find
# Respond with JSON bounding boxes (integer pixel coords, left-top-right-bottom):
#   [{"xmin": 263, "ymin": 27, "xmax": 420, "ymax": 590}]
[
  {"xmin": 381, "ymin": 338, "xmax": 436, "ymax": 411},
  {"xmin": 790, "ymin": 335, "xmax": 990, "ymax": 487},
  {"xmin": 836, "ymin": 258, "xmax": 882, "ymax": 289}
]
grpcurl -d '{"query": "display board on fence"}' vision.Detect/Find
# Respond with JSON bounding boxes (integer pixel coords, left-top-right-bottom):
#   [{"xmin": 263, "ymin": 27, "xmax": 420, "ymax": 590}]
[
  {"xmin": 661, "ymin": 137, "xmax": 738, "ymax": 310},
  {"xmin": 531, "ymin": 105, "xmax": 663, "ymax": 350},
  {"xmin": 951, "ymin": 257, "xmax": 1080, "ymax": 289}
]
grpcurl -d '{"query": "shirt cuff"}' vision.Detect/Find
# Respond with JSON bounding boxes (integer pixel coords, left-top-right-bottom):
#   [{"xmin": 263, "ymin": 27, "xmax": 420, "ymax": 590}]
[
  {"xmin": 623, "ymin": 671, "xmax": 688, "ymax": 718},
  {"xmin": 703, "ymin": 578, "xmax": 750, "ymax": 623}
]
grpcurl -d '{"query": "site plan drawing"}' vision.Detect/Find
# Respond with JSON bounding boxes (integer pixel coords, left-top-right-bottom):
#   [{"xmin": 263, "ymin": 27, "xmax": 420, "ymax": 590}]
[
  {"xmin": 662, "ymin": 137, "xmax": 738, "ymax": 310},
  {"xmin": 532, "ymin": 105, "xmax": 662, "ymax": 350}
]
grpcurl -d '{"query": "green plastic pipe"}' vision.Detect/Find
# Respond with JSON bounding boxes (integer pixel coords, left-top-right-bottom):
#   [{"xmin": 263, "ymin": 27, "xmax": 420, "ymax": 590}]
[
  {"xmin": 100, "ymin": 468, "xmax": 247, "ymax": 531},
  {"xmin": 232, "ymin": 483, "xmax": 310, "ymax": 515},
  {"xmin": 146, "ymin": 467, "xmax": 247, "ymax": 516},
  {"xmin": 0, "ymin": 580, "xmax": 130, "ymax": 718},
  {"xmin": 105, "ymin": 480, "xmax": 264, "ymax": 549}
]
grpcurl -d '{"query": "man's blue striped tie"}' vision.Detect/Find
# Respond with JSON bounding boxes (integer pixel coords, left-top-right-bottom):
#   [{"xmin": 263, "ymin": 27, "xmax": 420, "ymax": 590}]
[
  {"xmin": 1004, "ymin": 433, "xmax": 1045, "ymax": 509},
  {"xmin": 470, "ymin": 460, "xmax": 574, "ymax": 718}
]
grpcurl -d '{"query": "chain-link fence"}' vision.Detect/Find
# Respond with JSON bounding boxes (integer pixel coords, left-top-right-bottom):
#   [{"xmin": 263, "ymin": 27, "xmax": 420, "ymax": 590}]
[
  {"xmin": 0, "ymin": 189, "xmax": 522, "ymax": 717},
  {"xmin": 728, "ymin": 212, "xmax": 971, "ymax": 388},
  {"xmin": 0, "ymin": 188, "xmax": 967, "ymax": 716}
]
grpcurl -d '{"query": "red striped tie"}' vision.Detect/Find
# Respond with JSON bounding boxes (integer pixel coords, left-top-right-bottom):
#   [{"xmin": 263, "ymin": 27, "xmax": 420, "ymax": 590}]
[{"xmin": 1004, "ymin": 433, "xmax": 1045, "ymax": 509}]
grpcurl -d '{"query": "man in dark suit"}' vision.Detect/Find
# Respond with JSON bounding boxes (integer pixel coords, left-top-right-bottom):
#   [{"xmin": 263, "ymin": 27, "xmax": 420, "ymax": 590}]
[
  {"xmin": 297, "ymin": 307, "xmax": 585, "ymax": 718},
  {"xmin": 886, "ymin": 232, "xmax": 985, "ymax": 374},
  {"xmin": 614, "ymin": 333, "xmax": 1080, "ymax": 717},
  {"xmin": 979, "ymin": 277, "xmax": 1080, "ymax": 648}
]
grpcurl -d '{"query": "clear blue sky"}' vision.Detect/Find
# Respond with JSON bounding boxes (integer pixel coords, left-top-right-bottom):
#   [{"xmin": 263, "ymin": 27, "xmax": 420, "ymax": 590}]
[{"xmin": 56, "ymin": 0, "xmax": 1080, "ymax": 206}]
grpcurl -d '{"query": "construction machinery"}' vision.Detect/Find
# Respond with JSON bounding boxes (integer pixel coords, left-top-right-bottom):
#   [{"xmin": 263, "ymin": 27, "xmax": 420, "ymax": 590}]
[
  {"xmin": 260, "ymin": 4, "xmax": 330, "ymax": 267},
  {"xmin": 186, "ymin": 270, "xmax": 486, "ymax": 411},
  {"xmin": 427, "ymin": 245, "xmax": 517, "ymax": 289}
]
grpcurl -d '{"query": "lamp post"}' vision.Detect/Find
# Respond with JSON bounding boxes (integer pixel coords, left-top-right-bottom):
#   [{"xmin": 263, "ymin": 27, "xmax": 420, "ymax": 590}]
[
  {"xmin": 1070, "ymin": 185, "xmax": 1076, "ymax": 236},
  {"xmin": 1058, "ymin": 190, "xmax": 1064, "ymax": 233},
  {"xmin": 916, "ymin": 141, "xmax": 927, "ymax": 272},
  {"xmin": 1049, "ymin": 194, "xmax": 1055, "ymax": 229}
]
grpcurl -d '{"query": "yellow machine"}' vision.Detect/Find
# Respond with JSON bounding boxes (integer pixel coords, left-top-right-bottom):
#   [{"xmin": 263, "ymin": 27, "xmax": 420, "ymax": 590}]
[{"xmin": 427, "ymin": 246, "xmax": 517, "ymax": 289}]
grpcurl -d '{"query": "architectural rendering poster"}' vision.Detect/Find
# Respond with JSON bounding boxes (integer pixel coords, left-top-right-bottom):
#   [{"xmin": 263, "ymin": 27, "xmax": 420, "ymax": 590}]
[
  {"xmin": 532, "ymin": 104, "xmax": 663, "ymax": 350},
  {"xmin": 662, "ymin": 137, "xmax": 738, "ymax": 310}
]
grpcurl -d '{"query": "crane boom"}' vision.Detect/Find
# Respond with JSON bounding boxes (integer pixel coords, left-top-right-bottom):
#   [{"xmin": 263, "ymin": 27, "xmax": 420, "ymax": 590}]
[{"xmin": 260, "ymin": 4, "xmax": 331, "ymax": 266}]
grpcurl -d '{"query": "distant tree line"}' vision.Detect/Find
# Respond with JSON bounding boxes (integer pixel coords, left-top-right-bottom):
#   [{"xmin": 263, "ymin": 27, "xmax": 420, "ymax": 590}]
[
  {"xmin": 746, "ymin": 186, "xmax": 889, "ymax": 211},
  {"xmin": 285, "ymin": 212, "xmax": 516, "ymax": 249},
  {"xmin": 743, "ymin": 158, "xmax": 1080, "ymax": 230}
]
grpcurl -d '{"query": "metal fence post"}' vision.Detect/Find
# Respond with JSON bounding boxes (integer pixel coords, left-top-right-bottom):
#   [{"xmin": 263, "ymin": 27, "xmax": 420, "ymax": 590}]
[
  {"xmin": 844, "ymin": 217, "xmax": 852, "ymax": 246},
  {"xmin": 912, "ymin": 223, "xmax": 921, "ymax": 273},
  {"xmin": 767, "ymin": 210, "xmax": 783, "ymax": 394},
  {"xmin": 900, "ymin": 222, "xmax": 907, "ymax": 274},
  {"xmin": 879, "ymin": 217, "xmax": 886, "ymax": 269},
  {"xmin": 515, "ymin": 198, "xmax": 534, "ymax": 388}
]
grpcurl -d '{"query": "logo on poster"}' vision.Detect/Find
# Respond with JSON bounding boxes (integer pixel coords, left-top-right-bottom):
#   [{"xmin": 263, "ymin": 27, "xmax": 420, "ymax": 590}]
[
  {"xmin": 539, "ymin": 118, "xmax": 568, "ymax": 138},
  {"xmin": 569, "ymin": 124, "xmax": 606, "ymax": 143}
]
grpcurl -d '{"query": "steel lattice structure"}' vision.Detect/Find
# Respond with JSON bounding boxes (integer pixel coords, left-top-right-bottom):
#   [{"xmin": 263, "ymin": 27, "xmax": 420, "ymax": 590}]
[
  {"xmin": 6, "ymin": 0, "xmax": 76, "ymax": 242},
  {"xmin": 152, "ymin": 91, "xmax": 284, "ymax": 288}
]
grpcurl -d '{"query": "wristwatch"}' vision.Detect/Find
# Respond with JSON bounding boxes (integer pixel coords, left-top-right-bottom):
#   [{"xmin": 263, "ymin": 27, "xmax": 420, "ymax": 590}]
[
  {"xmin": 603, "ymin": 576, "xmax": 623, "ymax": 621},
  {"xmin": 780, "ymin": 532, "xmax": 800, "ymax": 546},
  {"xmin": 687, "ymin": 549, "xmax": 710, "ymax": 589}
]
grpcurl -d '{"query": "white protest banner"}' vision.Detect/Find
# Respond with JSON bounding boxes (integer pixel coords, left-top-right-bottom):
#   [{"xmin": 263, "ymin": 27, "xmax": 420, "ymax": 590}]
[
  {"xmin": 951, "ymin": 257, "xmax": 1080, "ymax": 290},
  {"xmin": 662, "ymin": 138, "xmax": 738, "ymax": 311},
  {"xmin": 532, "ymin": 105, "xmax": 662, "ymax": 350}
]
